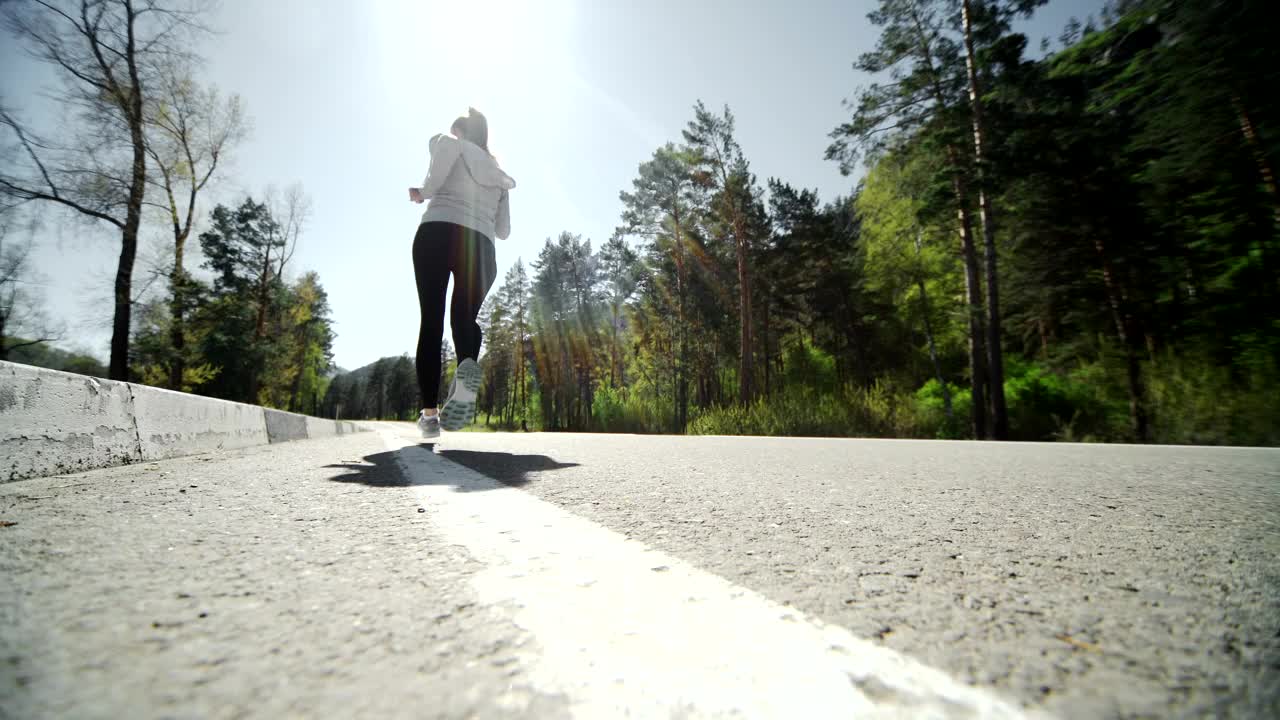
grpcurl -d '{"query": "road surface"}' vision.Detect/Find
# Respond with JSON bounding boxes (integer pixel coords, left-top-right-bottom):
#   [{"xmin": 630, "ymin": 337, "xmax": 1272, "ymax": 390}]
[{"xmin": 2, "ymin": 424, "xmax": 1277, "ymax": 718}]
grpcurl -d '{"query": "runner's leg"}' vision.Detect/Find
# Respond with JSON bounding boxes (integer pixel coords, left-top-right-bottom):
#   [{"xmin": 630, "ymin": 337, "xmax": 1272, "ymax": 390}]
[{"xmin": 413, "ymin": 222, "xmax": 451, "ymax": 409}]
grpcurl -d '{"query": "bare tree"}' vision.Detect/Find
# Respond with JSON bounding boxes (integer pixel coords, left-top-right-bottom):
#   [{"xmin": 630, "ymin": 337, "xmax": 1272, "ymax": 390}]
[
  {"xmin": 0, "ymin": 0, "xmax": 208, "ymax": 380},
  {"xmin": 266, "ymin": 182, "xmax": 309, "ymax": 280},
  {"xmin": 252, "ymin": 182, "xmax": 308, "ymax": 343},
  {"xmin": 240, "ymin": 183, "xmax": 309, "ymax": 402},
  {"xmin": 144, "ymin": 60, "xmax": 246, "ymax": 388},
  {"xmin": 0, "ymin": 222, "xmax": 64, "ymax": 360}
]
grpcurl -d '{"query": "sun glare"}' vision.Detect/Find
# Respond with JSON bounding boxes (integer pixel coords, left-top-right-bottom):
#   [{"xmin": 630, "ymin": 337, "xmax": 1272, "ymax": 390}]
[
  {"xmin": 375, "ymin": 0, "xmax": 576, "ymax": 120},
  {"xmin": 385, "ymin": 0, "xmax": 573, "ymax": 80}
]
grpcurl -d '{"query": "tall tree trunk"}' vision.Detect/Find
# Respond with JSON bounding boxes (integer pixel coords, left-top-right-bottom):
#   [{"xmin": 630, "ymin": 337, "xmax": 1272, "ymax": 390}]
[
  {"xmin": 110, "ymin": 1, "xmax": 148, "ymax": 382},
  {"xmin": 713, "ymin": 163, "xmax": 755, "ymax": 406},
  {"xmin": 111, "ymin": 233, "xmax": 139, "ymax": 381},
  {"xmin": 762, "ymin": 292, "xmax": 771, "ymax": 398},
  {"xmin": 735, "ymin": 223, "xmax": 754, "ymax": 405},
  {"xmin": 911, "ymin": 6, "xmax": 985, "ymax": 439},
  {"xmin": 157, "ymin": 172, "xmax": 187, "ymax": 389},
  {"xmin": 1231, "ymin": 93, "xmax": 1279, "ymax": 297},
  {"xmin": 255, "ymin": 254, "xmax": 271, "ymax": 340},
  {"xmin": 610, "ymin": 303, "xmax": 619, "ymax": 388},
  {"xmin": 249, "ymin": 247, "xmax": 273, "ymax": 401},
  {"xmin": 915, "ymin": 231, "xmax": 952, "ymax": 423},
  {"xmin": 1094, "ymin": 236, "xmax": 1149, "ymax": 442},
  {"xmin": 673, "ymin": 213, "xmax": 689, "ymax": 432},
  {"xmin": 962, "ymin": 0, "xmax": 1008, "ymax": 440},
  {"xmin": 168, "ymin": 230, "xmax": 187, "ymax": 389},
  {"xmin": 519, "ymin": 314, "xmax": 528, "ymax": 431},
  {"xmin": 948, "ymin": 146, "xmax": 989, "ymax": 440},
  {"xmin": 1232, "ymin": 94, "xmax": 1280, "ymax": 234},
  {"xmin": 506, "ymin": 381, "xmax": 512, "ymax": 427},
  {"xmin": 918, "ymin": 277, "xmax": 953, "ymax": 422}
]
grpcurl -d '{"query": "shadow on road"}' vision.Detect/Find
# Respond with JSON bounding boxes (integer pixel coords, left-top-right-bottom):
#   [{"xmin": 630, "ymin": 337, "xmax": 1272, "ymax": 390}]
[
  {"xmin": 325, "ymin": 447, "xmax": 579, "ymax": 491},
  {"xmin": 436, "ymin": 449, "xmax": 580, "ymax": 488},
  {"xmin": 326, "ymin": 450, "xmax": 407, "ymax": 488}
]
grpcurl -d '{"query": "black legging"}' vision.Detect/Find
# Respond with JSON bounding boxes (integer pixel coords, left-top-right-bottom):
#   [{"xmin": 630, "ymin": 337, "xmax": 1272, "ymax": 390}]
[{"xmin": 413, "ymin": 221, "xmax": 497, "ymax": 408}]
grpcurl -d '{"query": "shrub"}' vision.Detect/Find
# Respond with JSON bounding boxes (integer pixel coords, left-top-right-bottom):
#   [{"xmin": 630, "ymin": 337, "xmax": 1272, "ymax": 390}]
[
  {"xmin": 1145, "ymin": 351, "xmax": 1280, "ymax": 446},
  {"xmin": 688, "ymin": 380, "xmax": 925, "ymax": 438}
]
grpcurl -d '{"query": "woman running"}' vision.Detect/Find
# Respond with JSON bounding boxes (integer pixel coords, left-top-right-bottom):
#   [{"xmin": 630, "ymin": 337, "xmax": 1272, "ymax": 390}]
[{"xmin": 408, "ymin": 108, "xmax": 515, "ymax": 438}]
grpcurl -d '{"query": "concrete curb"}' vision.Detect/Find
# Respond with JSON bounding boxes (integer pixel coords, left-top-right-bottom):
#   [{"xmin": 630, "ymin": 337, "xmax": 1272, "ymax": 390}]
[
  {"xmin": 133, "ymin": 383, "xmax": 269, "ymax": 460},
  {"xmin": 264, "ymin": 408, "xmax": 308, "ymax": 443},
  {"xmin": 1, "ymin": 361, "xmax": 369, "ymax": 483}
]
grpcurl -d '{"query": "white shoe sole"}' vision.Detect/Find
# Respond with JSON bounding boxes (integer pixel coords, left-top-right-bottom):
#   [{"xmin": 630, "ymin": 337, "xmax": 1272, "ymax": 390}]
[{"xmin": 440, "ymin": 360, "xmax": 481, "ymax": 431}]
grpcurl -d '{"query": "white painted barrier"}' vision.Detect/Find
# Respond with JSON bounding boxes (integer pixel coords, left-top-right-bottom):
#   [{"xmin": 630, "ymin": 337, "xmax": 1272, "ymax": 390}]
[
  {"xmin": 0, "ymin": 363, "xmax": 139, "ymax": 481},
  {"xmin": 0, "ymin": 361, "xmax": 367, "ymax": 482},
  {"xmin": 131, "ymin": 383, "xmax": 269, "ymax": 460}
]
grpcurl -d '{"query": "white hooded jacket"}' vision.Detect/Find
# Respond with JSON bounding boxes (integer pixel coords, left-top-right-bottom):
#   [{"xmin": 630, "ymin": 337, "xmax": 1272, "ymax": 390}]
[{"xmin": 418, "ymin": 134, "xmax": 516, "ymax": 240}]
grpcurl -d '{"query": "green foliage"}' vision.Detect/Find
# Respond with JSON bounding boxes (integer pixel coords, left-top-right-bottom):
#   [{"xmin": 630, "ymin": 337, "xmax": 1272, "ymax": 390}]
[
  {"xmin": 1145, "ymin": 352, "xmax": 1280, "ymax": 447},
  {"xmin": 46, "ymin": 0, "xmax": 1272, "ymax": 445},
  {"xmin": 915, "ymin": 379, "xmax": 970, "ymax": 440},
  {"xmin": 778, "ymin": 338, "xmax": 838, "ymax": 397},
  {"xmin": 120, "ymin": 196, "xmax": 335, "ymax": 414},
  {"xmin": 589, "ymin": 384, "xmax": 651, "ymax": 434},
  {"xmin": 916, "ymin": 359, "xmax": 1123, "ymax": 442},
  {"xmin": 7, "ymin": 341, "xmax": 107, "ymax": 378},
  {"xmin": 138, "ymin": 362, "xmax": 219, "ymax": 393},
  {"xmin": 1001, "ymin": 359, "xmax": 1104, "ymax": 442},
  {"xmin": 461, "ymin": 20, "xmax": 1280, "ymax": 446},
  {"xmin": 688, "ymin": 381, "xmax": 924, "ymax": 439},
  {"xmin": 322, "ymin": 352, "xmax": 416, "ymax": 421},
  {"xmin": 529, "ymin": 232, "xmax": 602, "ymax": 431},
  {"xmin": 689, "ymin": 342, "xmax": 921, "ymax": 438}
]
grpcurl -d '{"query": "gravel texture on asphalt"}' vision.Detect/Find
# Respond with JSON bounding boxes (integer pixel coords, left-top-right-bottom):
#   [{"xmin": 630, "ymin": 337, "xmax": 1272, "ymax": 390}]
[
  {"xmin": 2, "ymin": 428, "xmax": 1277, "ymax": 719},
  {"xmin": 427, "ymin": 432, "xmax": 1280, "ymax": 719},
  {"xmin": 0, "ymin": 432, "xmax": 569, "ymax": 720}
]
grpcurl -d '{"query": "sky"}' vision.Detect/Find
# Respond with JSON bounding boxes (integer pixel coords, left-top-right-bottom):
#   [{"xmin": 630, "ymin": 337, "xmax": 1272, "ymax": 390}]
[{"xmin": 2, "ymin": 0, "xmax": 1107, "ymax": 372}]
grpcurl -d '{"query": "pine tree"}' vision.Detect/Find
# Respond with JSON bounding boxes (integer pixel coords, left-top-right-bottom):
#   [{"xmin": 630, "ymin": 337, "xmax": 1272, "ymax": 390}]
[
  {"xmin": 829, "ymin": 0, "xmax": 989, "ymax": 438},
  {"xmin": 684, "ymin": 102, "xmax": 762, "ymax": 406},
  {"xmin": 618, "ymin": 144, "xmax": 703, "ymax": 430},
  {"xmin": 599, "ymin": 234, "xmax": 641, "ymax": 388},
  {"xmin": 530, "ymin": 233, "xmax": 602, "ymax": 430},
  {"xmin": 496, "ymin": 261, "xmax": 532, "ymax": 430},
  {"xmin": 389, "ymin": 355, "xmax": 416, "ymax": 421}
]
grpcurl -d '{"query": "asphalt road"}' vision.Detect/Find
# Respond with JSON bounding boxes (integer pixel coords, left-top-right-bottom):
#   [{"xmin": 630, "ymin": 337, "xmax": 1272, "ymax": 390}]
[{"xmin": 2, "ymin": 425, "xmax": 1277, "ymax": 719}]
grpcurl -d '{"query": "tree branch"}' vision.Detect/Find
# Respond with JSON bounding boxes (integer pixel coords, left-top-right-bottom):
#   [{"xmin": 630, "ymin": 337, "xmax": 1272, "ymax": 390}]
[
  {"xmin": 0, "ymin": 178, "xmax": 125, "ymax": 227},
  {"xmin": 0, "ymin": 107, "xmax": 62, "ymax": 197},
  {"xmin": 81, "ymin": 1, "xmax": 127, "ymax": 112},
  {"xmin": 4, "ymin": 336, "xmax": 59, "ymax": 352}
]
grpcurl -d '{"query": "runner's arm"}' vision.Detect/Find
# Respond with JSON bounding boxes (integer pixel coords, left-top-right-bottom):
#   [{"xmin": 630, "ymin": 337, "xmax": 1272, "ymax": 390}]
[
  {"xmin": 495, "ymin": 189, "xmax": 511, "ymax": 239},
  {"xmin": 418, "ymin": 135, "xmax": 461, "ymax": 199}
]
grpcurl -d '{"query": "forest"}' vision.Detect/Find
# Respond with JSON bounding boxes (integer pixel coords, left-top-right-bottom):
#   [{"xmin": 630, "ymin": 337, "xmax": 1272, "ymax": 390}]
[
  {"xmin": 330, "ymin": 0, "xmax": 1279, "ymax": 445},
  {"xmin": 3, "ymin": 1, "xmax": 1275, "ymax": 445}
]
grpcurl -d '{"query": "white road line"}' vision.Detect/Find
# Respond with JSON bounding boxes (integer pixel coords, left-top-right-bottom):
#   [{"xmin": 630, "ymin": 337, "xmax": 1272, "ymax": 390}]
[{"xmin": 381, "ymin": 427, "xmax": 1050, "ymax": 719}]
